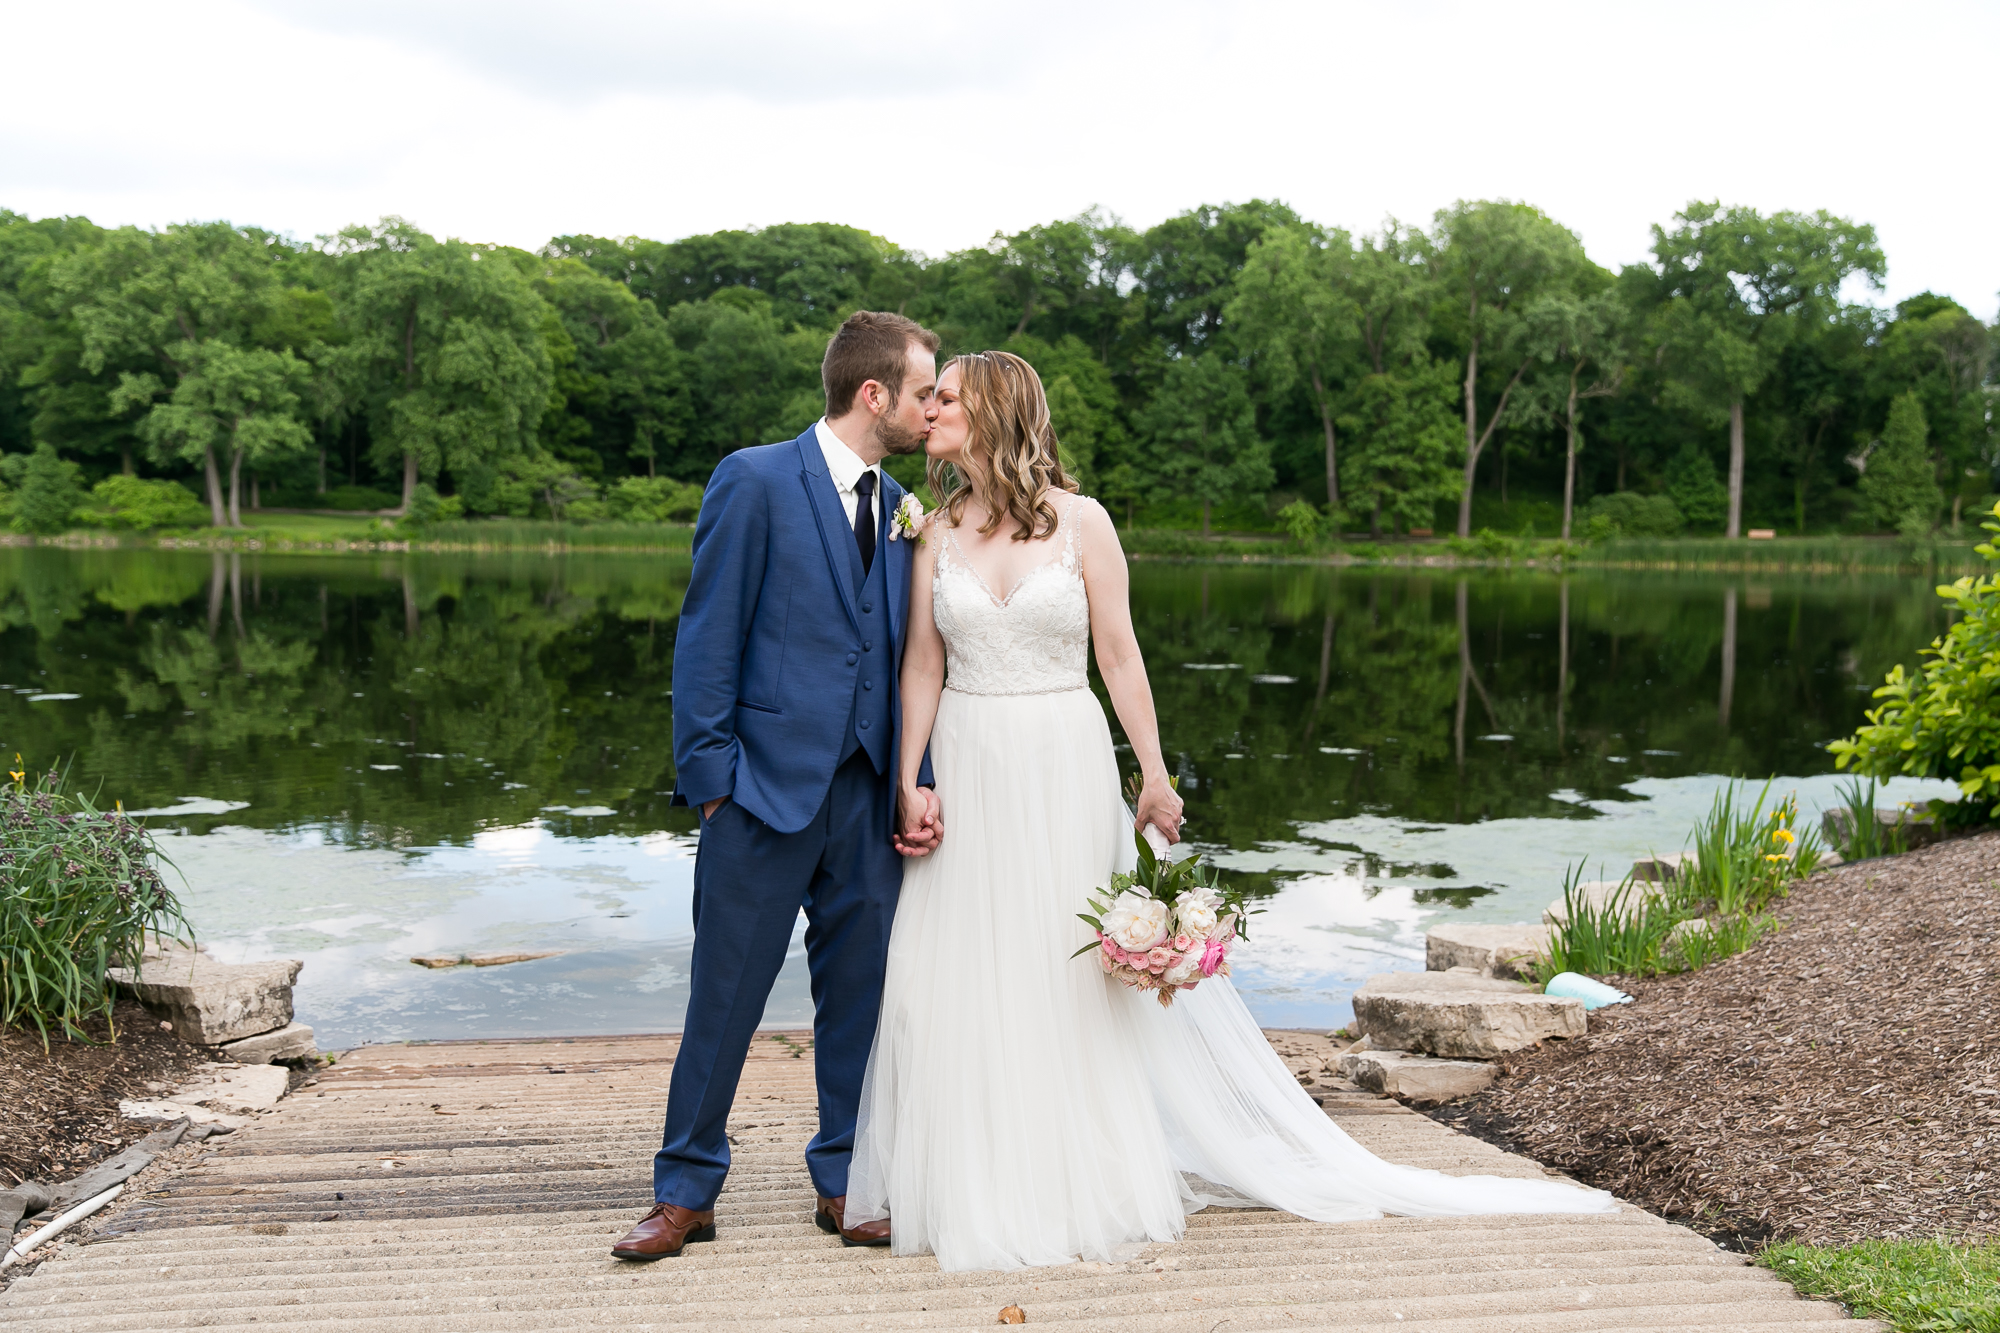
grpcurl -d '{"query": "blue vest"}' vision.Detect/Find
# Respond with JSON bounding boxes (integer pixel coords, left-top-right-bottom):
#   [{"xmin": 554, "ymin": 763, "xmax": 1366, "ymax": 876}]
[{"xmin": 842, "ymin": 540, "xmax": 894, "ymax": 773}]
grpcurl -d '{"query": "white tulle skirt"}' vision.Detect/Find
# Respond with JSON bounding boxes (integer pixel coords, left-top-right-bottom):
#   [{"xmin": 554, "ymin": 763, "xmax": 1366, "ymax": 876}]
[{"xmin": 847, "ymin": 686, "xmax": 1616, "ymax": 1272}]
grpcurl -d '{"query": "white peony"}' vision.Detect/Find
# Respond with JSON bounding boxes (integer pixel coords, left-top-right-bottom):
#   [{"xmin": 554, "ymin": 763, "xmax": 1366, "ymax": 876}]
[
  {"xmin": 1101, "ymin": 892, "xmax": 1170, "ymax": 953},
  {"xmin": 1173, "ymin": 888, "xmax": 1221, "ymax": 937},
  {"xmin": 1161, "ymin": 954, "xmax": 1202, "ymax": 986}
]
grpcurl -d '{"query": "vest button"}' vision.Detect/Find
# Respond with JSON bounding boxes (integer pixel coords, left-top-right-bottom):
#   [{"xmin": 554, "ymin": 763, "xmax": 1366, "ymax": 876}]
[
  {"xmin": 859, "ymin": 719, "xmax": 871, "ymax": 730},
  {"xmin": 862, "ymin": 601, "xmax": 873, "ymax": 613},
  {"xmin": 846, "ymin": 652, "xmax": 858, "ymax": 665},
  {"xmin": 863, "ymin": 641, "xmax": 872, "ymax": 652},
  {"xmin": 863, "ymin": 680, "xmax": 873, "ymax": 691}
]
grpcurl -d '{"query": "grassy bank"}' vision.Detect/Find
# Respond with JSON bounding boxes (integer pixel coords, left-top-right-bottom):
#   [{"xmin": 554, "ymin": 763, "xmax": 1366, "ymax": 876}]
[
  {"xmin": 2, "ymin": 517, "xmax": 1982, "ymax": 572},
  {"xmin": 1759, "ymin": 1238, "xmax": 1999, "ymax": 1332}
]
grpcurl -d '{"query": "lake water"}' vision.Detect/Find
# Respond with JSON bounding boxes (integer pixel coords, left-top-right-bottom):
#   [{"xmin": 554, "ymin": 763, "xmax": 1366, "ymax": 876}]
[{"xmin": 0, "ymin": 546, "xmax": 1954, "ymax": 1046}]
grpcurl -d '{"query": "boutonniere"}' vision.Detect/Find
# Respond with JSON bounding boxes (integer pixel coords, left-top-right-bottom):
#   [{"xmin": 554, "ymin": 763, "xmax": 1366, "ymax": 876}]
[{"xmin": 889, "ymin": 493, "xmax": 926, "ymax": 542}]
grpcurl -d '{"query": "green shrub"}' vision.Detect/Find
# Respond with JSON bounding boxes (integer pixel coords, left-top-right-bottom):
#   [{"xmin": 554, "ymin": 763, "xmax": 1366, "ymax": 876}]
[
  {"xmin": 5, "ymin": 443, "xmax": 84, "ymax": 534},
  {"xmin": 1581, "ymin": 491, "xmax": 1683, "ymax": 539},
  {"xmin": 605, "ymin": 475, "xmax": 704, "ymax": 524},
  {"xmin": 1276, "ymin": 498, "xmax": 1325, "ymax": 547},
  {"xmin": 85, "ymin": 475, "xmax": 211, "ymax": 530},
  {"xmin": 1830, "ymin": 501, "xmax": 2000, "ymax": 825},
  {"xmin": 399, "ymin": 483, "xmax": 464, "ymax": 529},
  {"xmin": 1, "ymin": 763, "xmax": 192, "ymax": 1044}
]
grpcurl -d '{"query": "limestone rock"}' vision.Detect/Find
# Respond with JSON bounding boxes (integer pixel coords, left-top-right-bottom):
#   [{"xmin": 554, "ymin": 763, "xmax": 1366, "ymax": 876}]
[
  {"xmin": 1631, "ymin": 852, "xmax": 1696, "ymax": 883},
  {"xmin": 1544, "ymin": 879, "xmax": 1663, "ymax": 927},
  {"xmin": 1350, "ymin": 971, "xmax": 1586, "ymax": 1058},
  {"xmin": 171, "ymin": 1063, "xmax": 291, "ymax": 1113},
  {"xmin": 108, "ymin": 943, "xmax": 301, "ymax": 1046},
  {"xmin": 118, "ymin": 1100, "xmax": 248, "ymax": 1130},
  {"xmin": 1425, "ymin": 922, "xmax": 1551, "ymax": 979},
  {"xmin": 1336, "ymin": 1049, "xmax": 1496, "ymax": 1104},
  {"xmin": 219, "ymin": 1021, "xmax": 316, "ymax": 1065}
]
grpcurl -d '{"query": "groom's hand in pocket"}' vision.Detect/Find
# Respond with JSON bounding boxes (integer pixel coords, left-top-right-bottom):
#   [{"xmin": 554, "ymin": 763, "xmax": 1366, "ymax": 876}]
[{"xmin": 893, "ymin": 786, "xmax": 942, "ymax": 857}]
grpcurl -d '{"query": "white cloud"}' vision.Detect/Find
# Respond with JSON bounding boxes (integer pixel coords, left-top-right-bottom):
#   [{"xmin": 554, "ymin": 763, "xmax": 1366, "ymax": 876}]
[{"xmin": 3, "ymin": 0, "xmax": 1994, "ymax": 312}]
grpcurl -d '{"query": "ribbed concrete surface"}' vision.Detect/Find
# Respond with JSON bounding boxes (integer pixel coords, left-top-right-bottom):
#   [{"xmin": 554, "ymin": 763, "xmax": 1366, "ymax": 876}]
[{"xmin": 1, "ymin": 1032, "xmax": 1875, "ymax": 1331}]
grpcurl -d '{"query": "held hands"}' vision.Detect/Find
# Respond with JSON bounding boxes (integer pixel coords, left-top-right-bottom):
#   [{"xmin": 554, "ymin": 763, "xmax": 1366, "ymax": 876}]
[
  {"xmin": 1132, "ymin": 772, "xmax": 1185, "ymax": 846},
  {"xmin": 894, "ymin": 784, "xmax": 943, "ymax": 857}
]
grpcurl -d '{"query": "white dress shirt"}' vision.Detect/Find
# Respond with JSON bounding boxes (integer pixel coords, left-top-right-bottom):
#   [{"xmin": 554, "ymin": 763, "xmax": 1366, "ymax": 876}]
[{"xmin": 814, "ymin": 418, "xmax": 882, "ymax": 533}]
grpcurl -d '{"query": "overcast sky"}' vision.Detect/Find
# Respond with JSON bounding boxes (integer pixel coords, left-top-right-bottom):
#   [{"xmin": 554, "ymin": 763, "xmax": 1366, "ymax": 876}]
[{"xmin": 4, "ymin": 0, "xmax": 1994, "ymax": 314}]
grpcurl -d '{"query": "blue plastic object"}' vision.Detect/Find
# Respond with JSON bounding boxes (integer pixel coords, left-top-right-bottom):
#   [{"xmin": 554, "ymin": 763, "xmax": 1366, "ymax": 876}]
[{"xmin": 1543, "ymin": 972, "xmax": 1633, "ymax": 1010}]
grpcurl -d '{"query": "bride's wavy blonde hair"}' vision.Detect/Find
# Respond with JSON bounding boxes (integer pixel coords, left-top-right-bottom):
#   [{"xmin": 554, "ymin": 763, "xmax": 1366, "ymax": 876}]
[{"xmin": 928, "ymin": 349, "xmax": 1078, "ymax": 542}]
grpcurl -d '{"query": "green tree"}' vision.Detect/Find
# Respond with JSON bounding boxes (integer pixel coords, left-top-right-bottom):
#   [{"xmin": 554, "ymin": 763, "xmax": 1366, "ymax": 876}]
[
  {"xmin": 1135, "ymin": 200, "xmax": 1303, "ymax": 356},
  {"xmin": 1428, "ymin": 201, "xmax": 1592, "ymax": 537},
  {"xmin": 113, "ymin": 342, "xmax": 312, "ymax": 525},
  {"xmin": 1858, "ymin": 393, "xmax": 1944, "ymax": 532},
  {"xmin": 1874, "ymin": 294, "xmax": 1993, "ymax": 528},
  {"xmin": 1665, "ymin": 442, "xmax": 1729, "ymax": 532},
  {"xmin": 1635, "ymin": 202, "xmax": 1884, "ymax": 537},
  {"xmin": 1520, "ymin": 277, "xmax": 1628, "ymax": 540},
  {"xmin": 663, "ymin": 289, "xmax": 815, "ymax": 469},
  {"xmin": 1336, "ymin": 354, "xmax": 1463, "ymax": 536},
  {"xmin": 1135, "ymin": 354, "xmax": 1273, "ymax": 535},
  {"xmin": 49, "ymin": 222, "xmax": 307, "ymax": 524},
  {"xmin": 1227, "ymin": 226, "xmax": 1358, "ymax": 510},
  {"xmin": 534, "ymin": 258, "xmax": 692, "ymax": 480},
  {"xmin": 6, "ymin": 442, "xmax": 83, "ymax": 533},
  {"xmin": 329, "ymin": 219, "xmax": 553, "ymax": 511},
  {"xmin": 1, "ymin": 212, "xmax": 109, "ymax": 462}
]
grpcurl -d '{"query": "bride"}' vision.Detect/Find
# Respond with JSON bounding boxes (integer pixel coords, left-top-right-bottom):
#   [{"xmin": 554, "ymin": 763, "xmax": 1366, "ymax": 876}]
[{"xmin": 846, "ymin": 350, "xmax": 1616, "ymax": 1272}]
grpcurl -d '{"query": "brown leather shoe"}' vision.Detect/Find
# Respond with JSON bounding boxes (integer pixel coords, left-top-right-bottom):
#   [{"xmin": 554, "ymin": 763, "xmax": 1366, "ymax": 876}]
[
  {"xmin": 611, "ymin": 1201, "xmax": 716, "ymax": 1260},
  {"xmin": 814, "ymin": 1194, "xmax": 890, "ymax": 1247}
]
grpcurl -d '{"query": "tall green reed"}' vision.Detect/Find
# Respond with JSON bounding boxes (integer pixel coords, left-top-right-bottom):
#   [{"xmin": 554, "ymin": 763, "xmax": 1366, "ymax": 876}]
[
  {"xmin": 1826, "ymin": 776, "xmax": 1908, "ymax": 861},
  {"xmin": 1539, "ymin": 780, "xmax": 1820, "ymax": 982},
  {"xmin": 0, "ymin": 761, "xmax": 192, "ymax": 1046},
  {"xmin": 1672, "ymin": 779, "xmax": 1822, "ymax": 918},
  {"xmin": 1535, "ymin": 864, "xmax": 1676, "ymax": 980}
]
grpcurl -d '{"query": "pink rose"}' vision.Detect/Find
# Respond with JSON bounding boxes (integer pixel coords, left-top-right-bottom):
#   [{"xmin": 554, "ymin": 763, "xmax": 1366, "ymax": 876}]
[
  {"xmin": 1199, "ymin": 937, "xmax": 1228, "ymax": 977},
  {"xmin": 1098, "ymin": 949, "xmax": 1115, "ymax": 973},
  {"xmin": 1147, "ymin": 947, "xmax": 1175, "ymax": 972},
  {"xmin": 1172, "ymin": 933, "xmax": 1194, "ymax": 953}
]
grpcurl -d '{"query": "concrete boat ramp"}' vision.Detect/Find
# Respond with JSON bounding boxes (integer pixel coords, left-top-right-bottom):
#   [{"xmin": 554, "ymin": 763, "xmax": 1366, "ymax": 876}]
[{"xmin": 1, "ymin": 1032, "xmax": 1873, "ymax": 1331}]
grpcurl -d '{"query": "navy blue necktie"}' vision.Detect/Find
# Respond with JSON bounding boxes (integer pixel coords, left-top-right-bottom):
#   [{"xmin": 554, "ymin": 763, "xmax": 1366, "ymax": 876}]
[{"xmin": 854, "ymin": 471, "xmax": 877, "ymax": 574}]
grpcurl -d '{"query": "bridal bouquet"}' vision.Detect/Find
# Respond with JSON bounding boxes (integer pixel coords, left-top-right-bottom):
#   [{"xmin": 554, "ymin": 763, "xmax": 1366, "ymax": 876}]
[{"xmin": 1074, "ymin": 793, "xmax": 1257, "ymax": 1007}]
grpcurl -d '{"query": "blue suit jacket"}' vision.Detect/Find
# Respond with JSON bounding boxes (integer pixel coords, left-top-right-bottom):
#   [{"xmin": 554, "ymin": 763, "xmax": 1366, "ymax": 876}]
[{"xmin": 671, "ymin": 426, "xmax": 926, "ymax": 834}]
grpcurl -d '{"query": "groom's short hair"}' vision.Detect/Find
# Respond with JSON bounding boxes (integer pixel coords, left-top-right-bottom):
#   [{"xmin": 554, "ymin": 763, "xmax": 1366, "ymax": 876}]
[{"xmin": 823, "ymin": 312, "xmax": 940, "ymax": 417}]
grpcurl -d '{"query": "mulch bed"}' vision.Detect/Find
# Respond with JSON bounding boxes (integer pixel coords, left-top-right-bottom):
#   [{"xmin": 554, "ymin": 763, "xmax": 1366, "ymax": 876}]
[
  {"xmin": 1429, "ymin": 831, "xmax": 2000, "ymax": 1248},
  {"xmin": 0, "ymin": 999, "xmax": 212, "ymax": 1189}
]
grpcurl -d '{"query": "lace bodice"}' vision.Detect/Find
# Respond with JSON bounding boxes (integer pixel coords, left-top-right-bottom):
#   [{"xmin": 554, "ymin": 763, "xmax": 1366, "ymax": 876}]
[{"xmin": 931, "ymin": 497, "xmax": 1090, "ymax": 696}]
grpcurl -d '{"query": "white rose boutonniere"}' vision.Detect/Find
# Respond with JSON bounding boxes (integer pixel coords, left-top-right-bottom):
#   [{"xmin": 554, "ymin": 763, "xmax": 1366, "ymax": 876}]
[{"xmin": 890, "ymin": 493, "xmax": 925, "ymax": 542}]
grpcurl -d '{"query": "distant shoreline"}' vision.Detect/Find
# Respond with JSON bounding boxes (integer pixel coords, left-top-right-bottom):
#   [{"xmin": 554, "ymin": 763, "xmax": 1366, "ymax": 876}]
[{"xmin": 0, "ymin": 526, "xmax": 1980, "ymax": 575}]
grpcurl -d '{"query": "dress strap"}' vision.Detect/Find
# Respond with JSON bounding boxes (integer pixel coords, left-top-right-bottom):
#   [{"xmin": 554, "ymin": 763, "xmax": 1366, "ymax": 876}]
[{"xmin": 1060, "ymin": 494, "xmax": 1084, "ymax": 575}]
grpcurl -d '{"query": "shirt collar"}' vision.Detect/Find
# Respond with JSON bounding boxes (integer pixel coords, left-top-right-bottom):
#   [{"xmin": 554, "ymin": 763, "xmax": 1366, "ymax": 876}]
[{"xmin": 814, "ymin": 418, "xmax": 879, "ymax": 494}]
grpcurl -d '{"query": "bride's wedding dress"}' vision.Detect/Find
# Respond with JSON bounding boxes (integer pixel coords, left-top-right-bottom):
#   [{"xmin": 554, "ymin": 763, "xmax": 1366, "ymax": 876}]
[{"xmin": 847, "ymin": 497, "xmax": 1615, "ymax": 1272}]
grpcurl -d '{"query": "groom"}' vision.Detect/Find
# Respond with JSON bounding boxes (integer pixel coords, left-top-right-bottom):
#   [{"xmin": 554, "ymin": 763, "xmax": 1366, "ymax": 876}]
[{"xmin": 613, "ymin": 312, "xmax": 942, "ymax": 1260}]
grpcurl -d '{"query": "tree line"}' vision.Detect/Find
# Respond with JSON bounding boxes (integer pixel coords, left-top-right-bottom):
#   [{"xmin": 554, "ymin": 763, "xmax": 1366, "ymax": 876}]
[{"xmin": 0, "ymin": 201, "xmax": 1992, "ymax": 538}]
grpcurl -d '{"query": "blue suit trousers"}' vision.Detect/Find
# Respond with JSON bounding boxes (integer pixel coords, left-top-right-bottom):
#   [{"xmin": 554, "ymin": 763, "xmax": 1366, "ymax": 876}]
[{"xmin": 652, "ymin": 750, "xmax": 899, "ymax": 1208}]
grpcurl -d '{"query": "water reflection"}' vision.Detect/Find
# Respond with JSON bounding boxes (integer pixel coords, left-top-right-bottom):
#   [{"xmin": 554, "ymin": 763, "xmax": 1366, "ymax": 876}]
[{"xmin": 0, "ymin": 547, "xmax": 1955, "ymax": 1038}]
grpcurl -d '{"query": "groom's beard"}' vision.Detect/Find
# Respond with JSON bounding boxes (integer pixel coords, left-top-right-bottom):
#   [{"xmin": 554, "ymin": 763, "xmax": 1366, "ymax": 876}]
[{"xmin": 874, "ymin": 407, "xmax": 927, "ymax": 457}]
